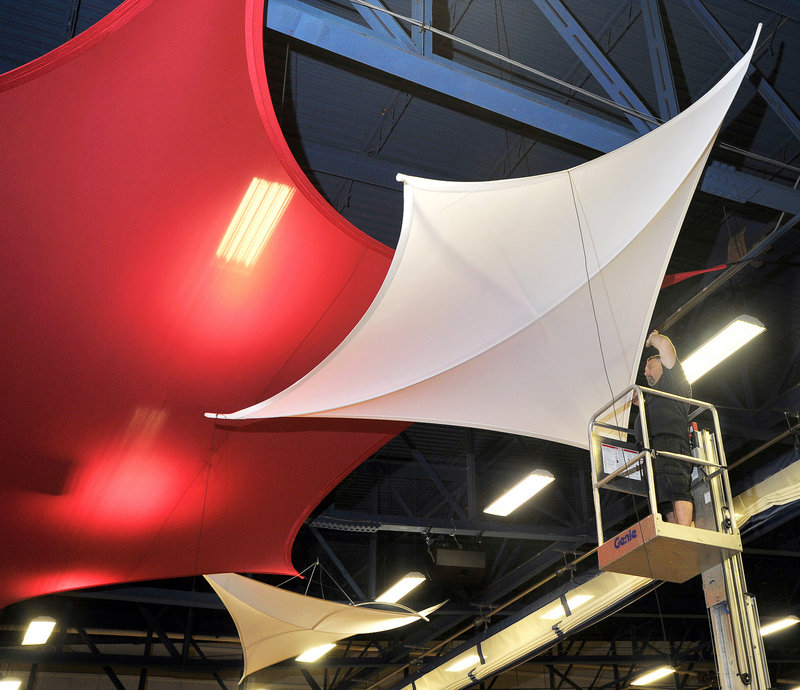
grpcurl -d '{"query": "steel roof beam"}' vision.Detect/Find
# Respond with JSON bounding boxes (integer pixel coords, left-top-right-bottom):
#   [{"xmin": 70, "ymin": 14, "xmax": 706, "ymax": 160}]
[
  {"xmin": 474, "ymin": 543, "xmax": 569, "ymax": 606},
  {"xmin": 0, "ymin": 646, "xmax": 395, "ymax": 670},
  {"xmin": 310, "ymin": 508, "xmax": 592, "ymax": 542},
  {"xmin": 487, "ymin": 0, "xmax": 639, "ymax": 179},
  {"xmin": 64, "ymin": 586, "xmax": 225, "ymax": 608},
  {"xmin": 309, "ymin": 524, "xmax": 368, "ymax": 601},
  {"xmin": 529, "ymin": 0, "xmax": 655, "ymax": 134},
  {"xmin": 376, "ymin": 462, "xmax": 415, "ymax": 517},
  {"xmin": 466, "ymin": 428, "xmax": 478, "ymax": 521},
  {"xmin": 639, "ymin": 0, "xmax": 679, "ymax": 119},
  {"xmin": 267, "ymin": 0, "xmax": 637, "ymax": 152},
  {"xmin": 701, "ymin": 161, "xmax": 800, "ymax": 214},
  {"xmin": 301, "ymin": 668, "xmax": 323, "ymax": 690},
  {"xmin": 411, "ymin": 0, "xmax": 432, "ymax": 55},
  {"xmin": 302, "ymin": 137, "xmax": 800, "ymax": 214},
  {"xmin": 76, "ymin": 625, "xmax": 127, "ymax": 690},
  {"xmin": 138, "ymin": 631, "xmax": 152, "ymax": 690},
  {"xmin": 271, "ymin": 3, "xmax": 800, "ymax": 212},
  {"xmin": 349, "ymin": 0, "xmax": 417, "ymax": 51},
  {"xmin": 682, "ymin": 0, "xmax": 800, "ymax": 142},
  {"xmin": 401, "ymin": 431, "xmax": 468, "ymax": 520},
  {"xmin": 549, "ymin": 663, "xmax": 583, "ymax": 690},
  {"xmin": 138, "ymin": 605, "xmax": 181, "ymax": 660}
]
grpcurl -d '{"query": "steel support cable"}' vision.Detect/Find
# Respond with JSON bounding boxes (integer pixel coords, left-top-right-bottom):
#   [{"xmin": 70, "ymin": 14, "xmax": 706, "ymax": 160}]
[{"xmin": 362, "ymin": 547, "xmax": 599, "ymax": 690}]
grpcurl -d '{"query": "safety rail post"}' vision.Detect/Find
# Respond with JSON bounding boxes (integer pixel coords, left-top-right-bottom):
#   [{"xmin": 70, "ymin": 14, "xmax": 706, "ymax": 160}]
[{"xmin": 589, "ymin": 385, "xmax": 737, "ymax": 544}]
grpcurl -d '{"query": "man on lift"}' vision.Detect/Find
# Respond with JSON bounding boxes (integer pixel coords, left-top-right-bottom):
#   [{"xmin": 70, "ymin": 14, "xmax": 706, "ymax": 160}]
[{"xmin": 634, "ymin": 330, "xmax": 694, "ymax": 526}]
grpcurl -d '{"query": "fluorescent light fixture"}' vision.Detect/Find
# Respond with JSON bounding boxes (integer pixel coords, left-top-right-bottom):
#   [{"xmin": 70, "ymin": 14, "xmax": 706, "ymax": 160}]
[
  {"xmin": 0, "ymin": 681, "xmax": 22, "ymax": 690},
  {"xmin": 540, "ymin": 594, "xmax": 594, "ymax": 620},
  {"xmin": 216, "ymin": 178, "xmax": 295, "ymax": 268},
  {"xmin": 682, "ymin": 315, "xmax": 766, "ymax": 384},
  {"xmin": 483, "ymin": 469, "xmax": 554, "ymax": 516},
  {"xmin": 445, "ymin": 654, "xmax": 482, "ymax": 672},
  {"xmin": 631, "ymin": 666, "xmax": 674, "ymax": 685},
  {"xmin": 22, "ymin": 616, "xmax": 56, "ymax": 645},
  {"xmin": 760, "ymin": 615, "xmax": 799, "ymax": 636},
  {"xmin": 376, "ymin": 572, "xmax": 426, "ymax": 604},
  {"xmin": 295, "ymin": 643, "xmax": 336, "ymax": 663}
]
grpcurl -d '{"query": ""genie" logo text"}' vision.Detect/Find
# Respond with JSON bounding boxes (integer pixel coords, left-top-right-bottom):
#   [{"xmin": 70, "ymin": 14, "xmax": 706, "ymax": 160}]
[{"xmin": 614, "ymin": 528, "xmax": 638, "ymax": 549}]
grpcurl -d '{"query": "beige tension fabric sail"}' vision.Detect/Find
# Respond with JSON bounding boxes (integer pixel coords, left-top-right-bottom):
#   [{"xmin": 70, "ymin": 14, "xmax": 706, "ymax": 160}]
[
  {"xmin": 733, "ymin": 459, "xmax": 800, "ymax": 527},
  {"xmin": 205, "ymin": 573, "xmax": 440, "ymax": 678},
  {"xmin": 210, "ymin": 29, "xmax": 759, "ymax": 449}
]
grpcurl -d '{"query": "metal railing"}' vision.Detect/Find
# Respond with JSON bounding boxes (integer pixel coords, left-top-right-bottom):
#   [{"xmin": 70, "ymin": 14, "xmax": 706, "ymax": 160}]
[{"xmin": 588, "ymin": 384, "xmax": 735, "ymax": 546}]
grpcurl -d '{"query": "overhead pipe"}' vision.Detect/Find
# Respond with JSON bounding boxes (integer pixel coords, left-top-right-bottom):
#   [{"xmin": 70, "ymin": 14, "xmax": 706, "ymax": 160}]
[{"xmin": 656, "ymin": 211, "xmax": 800, "ymax": 333}]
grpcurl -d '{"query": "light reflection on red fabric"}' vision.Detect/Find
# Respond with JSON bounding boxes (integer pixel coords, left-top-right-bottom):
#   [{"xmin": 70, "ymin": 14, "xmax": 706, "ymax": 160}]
[
  {"xmin": 71, "ymin": 452, "xmax": 200, "ymax": 534},
  {"xmin": 0, "ymin": 0, "xmax": 402, "ymax": 607}
]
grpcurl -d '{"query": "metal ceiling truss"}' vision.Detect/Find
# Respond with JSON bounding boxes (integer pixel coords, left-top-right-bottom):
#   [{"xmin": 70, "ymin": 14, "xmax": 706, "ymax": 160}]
[
  {"xmin": 528, "ymin": 0, "xmax": 655, "ymax": 134},
  {"xmin": 681, "ymin": 0, "xmax": 800, "ymax": 141},
  {"xmin": 639, "ymin": 0, "xmax": 679, "ymax": 119},
  {"xmin": 266, "ymin": 0, "xmax": 800, "ymax": 212}
]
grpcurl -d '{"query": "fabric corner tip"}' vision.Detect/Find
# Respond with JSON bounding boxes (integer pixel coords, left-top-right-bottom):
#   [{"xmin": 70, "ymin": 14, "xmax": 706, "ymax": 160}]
[
  {"xmin": 204, "ymin": 412, "xmax": 228, "ymax": 419},
  {"xmin": 749, "ymin": 24, "xmax": 762, "ymax": 55}
]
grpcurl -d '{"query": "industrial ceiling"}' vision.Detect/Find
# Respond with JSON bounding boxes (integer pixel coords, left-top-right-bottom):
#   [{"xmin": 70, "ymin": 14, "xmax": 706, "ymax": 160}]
[{"xmin": 0, "ymin": 0, "xmax": 798, "ymax": 688}]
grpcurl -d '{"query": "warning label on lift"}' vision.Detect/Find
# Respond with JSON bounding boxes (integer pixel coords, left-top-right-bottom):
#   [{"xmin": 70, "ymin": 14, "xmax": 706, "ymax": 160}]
[{"xmin": 601, "ymin": 443, "xmax": 642, "ymax": 480}]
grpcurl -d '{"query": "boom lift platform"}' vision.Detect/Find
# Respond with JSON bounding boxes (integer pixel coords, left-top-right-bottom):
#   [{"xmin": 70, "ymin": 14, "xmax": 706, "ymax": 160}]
[{"xmin": 589, "ymin": 385, "xmax": 770, "ymax": 689}]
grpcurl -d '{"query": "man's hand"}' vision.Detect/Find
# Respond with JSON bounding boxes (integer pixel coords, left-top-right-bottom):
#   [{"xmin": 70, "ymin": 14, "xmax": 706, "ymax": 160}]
[{"xmin": 645, "ymin": 329, "xmax": 677, "ymax": 368}]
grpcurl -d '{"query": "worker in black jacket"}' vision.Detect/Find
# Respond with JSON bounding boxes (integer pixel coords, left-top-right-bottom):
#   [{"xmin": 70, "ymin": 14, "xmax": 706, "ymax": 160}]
[{"xmin": 634, "ymin": 330, "xmax": 693, "ymax": 526}]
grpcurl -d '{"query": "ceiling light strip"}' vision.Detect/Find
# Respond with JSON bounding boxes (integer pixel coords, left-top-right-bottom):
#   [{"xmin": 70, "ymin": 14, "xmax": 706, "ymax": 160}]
[
  {"xmin": 483, "ymin": 469, "xmax": 554, "ymax": 516},
  {"xmin": 682, "ymin": 315, "xmax": 765, "ymax": 383}
]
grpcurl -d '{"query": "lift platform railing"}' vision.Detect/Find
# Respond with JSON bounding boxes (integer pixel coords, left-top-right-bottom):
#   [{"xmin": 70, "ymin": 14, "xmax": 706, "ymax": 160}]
[
  {"xmin": 588, "ymin": 384, "xmax": 737, "ymax": 547},
  {"xmin": 590, "ymin": 387, "xmax": 769, "ymax": 687}
]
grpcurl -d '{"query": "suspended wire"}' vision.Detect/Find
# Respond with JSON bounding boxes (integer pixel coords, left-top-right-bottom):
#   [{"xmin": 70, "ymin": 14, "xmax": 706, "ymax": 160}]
[
  {"xmin": 275, "ymin": 557, "xmax": 358, "ymax": 603},
  {"xmin": 304, "ymin": 560, "xmax": 319, "ymax": 596},
  {"xmin": 176, "ymin": 421, "xmax": 219, "ymax": 690},
  {"xmin": 628, "ymin": 494, "xmax": 679, "ymax": 686},
  {"xmin": 279, "ymin": 42, "xmax": 290, "ymax": 126},
  {"xmin": 347, "ymin": 0, "xmax": 662, "ymax": 125},
  {"xmin": 347, "ymin": 0, "xmax": 800, "ymax": 177},
  {"xmin": 568, "ymin": 171, "xmax": 677, "ymax": 684},
  {"xmin": 566, "ymin": 170, "xmax": 618, "ymax": 421},
  {"xmin": 316, "ymin": 560, "xmax": 358, "ymax": 604},
  {"xmin": 275, "ymin": 560, "xmax": 320, "ymax": 588}
]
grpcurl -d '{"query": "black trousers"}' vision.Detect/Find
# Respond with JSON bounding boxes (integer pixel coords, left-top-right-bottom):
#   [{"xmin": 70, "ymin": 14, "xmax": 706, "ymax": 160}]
[{"xmin": 650, "ymin": 434, "xmax": 692, "ymax": 505}]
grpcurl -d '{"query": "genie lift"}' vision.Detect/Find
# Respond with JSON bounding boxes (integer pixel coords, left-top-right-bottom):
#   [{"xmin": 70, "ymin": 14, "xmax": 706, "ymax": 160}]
[{"xmin": 589, "ymin": 386, "xmax": 770, "ymax": 689}]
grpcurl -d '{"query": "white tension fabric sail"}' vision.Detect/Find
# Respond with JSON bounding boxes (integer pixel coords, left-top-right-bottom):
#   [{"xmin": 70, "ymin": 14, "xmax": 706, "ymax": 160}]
[
  {"xmin": 209, "ymin": 29, "xmax": 760, "ymax": 449},
  {"xmin": 205, "ymin": 573, "xmax": 441, "ymax": 679}
]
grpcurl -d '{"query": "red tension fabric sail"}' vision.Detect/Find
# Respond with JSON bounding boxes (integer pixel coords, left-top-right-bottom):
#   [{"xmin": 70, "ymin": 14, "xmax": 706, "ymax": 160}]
[{"xmin": 0, "ymin": 0, "xmax": 401, "ymax": 606}]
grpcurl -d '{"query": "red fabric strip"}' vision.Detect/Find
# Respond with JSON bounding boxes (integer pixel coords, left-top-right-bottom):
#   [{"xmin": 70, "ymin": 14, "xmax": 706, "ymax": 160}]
[{"xmin": 661, "ymin": 264, "xmax": 727, "ymax": 288}]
